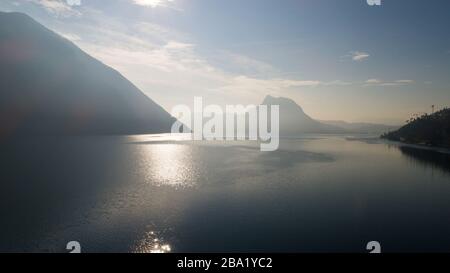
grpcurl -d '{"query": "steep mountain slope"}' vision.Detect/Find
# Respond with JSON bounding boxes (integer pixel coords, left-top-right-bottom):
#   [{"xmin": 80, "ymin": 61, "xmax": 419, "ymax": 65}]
[{"xmin": 0, "ymin": 11, "xmax": 176, "ymax": 136}]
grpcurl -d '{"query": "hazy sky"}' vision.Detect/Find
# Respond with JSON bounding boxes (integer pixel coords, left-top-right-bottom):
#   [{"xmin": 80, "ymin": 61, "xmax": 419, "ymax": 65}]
[{"xmin": 1, "ymin": 0, "xmax": 450, "ymax": 124}]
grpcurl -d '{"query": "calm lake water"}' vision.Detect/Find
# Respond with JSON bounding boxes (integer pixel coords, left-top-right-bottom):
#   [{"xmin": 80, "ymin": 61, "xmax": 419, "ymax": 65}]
[{"xmin": 1, "ymin": 134, "xmax": 450, "ymax": 253}]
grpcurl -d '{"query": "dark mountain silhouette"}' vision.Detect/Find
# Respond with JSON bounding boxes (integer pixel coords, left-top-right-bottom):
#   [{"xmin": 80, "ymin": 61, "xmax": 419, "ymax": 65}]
[
  {"xmin": 381, "ymin": 108, "xmax": 450, "ymax": 148},
  {"xmin": 0, "ymin": 11, "xmax": 176, "ymax": 137},
  {"xmin": 261, "ymin": 95, "xmax": 344, "ymax": 135}
]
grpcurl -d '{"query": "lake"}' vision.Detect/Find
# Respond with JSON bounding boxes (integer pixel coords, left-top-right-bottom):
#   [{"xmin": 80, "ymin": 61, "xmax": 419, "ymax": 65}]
[{"xmin": 1, "ymin": 134, "xmax": 450, "ymax": 253}]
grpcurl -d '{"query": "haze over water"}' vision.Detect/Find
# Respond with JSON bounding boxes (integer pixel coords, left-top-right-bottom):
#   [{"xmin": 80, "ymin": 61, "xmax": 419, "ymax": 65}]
[{"xmin": 1, "ymin": 134, "xmax": 450, "ymax": 253}]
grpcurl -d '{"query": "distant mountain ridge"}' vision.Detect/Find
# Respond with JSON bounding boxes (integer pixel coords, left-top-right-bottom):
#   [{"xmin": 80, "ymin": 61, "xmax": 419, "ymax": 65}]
[
  {"xmin": 261, "ymin": 95, "xmax": 344, "ymax": 135},
  {"xmin": 260, "ymin": 95, "xmax": 397, "ymax": 135},
  {"xmin": 262, "ymin": 96, "xmax": 398, "ymax": 136},
  {"xmin": 320, "ymin": 120, "xmax": 399, "ymax": 134},
  {"xmin": 0, "ymin": 11, "xmax": 176, "ymax": 136}
]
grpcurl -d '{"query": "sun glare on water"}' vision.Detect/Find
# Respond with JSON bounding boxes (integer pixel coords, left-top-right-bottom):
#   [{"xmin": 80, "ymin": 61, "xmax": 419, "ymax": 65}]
[{"xmin": 133, "ymin": 231, "xmax": 172, "ymax": 253}]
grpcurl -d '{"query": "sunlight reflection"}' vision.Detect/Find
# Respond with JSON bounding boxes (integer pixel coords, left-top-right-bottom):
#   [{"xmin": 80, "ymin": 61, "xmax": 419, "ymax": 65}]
[
  {"xmin": 132, "ymin": 230, "xmax": 172, "ymax": 253},
  {"xmin": 138, "ymin": 142, "xmax": 197, "ymax": 188},
  {"xmin": 128, "ymin": 133, "xmax": 192, "ymax": 143}
]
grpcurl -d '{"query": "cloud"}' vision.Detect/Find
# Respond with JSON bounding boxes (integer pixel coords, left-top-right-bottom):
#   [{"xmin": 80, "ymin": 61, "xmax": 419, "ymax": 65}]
[
  {"xmin": 394, "ymin": 80, "xmax": 414, "ymax": 84},
  {"xmin": 322, "ymin": 80, "xmax": 353, "ymax": 86},
  {"xmin": 366, "ymin": 79, "xmax": 381, "ymax": 84},
  {"xmin": 28, "ymin": 0, "xmax": 81, "ymax": 17},
  {"xmin": 133, "ymin": 0, "xmax": 174, "ymax": 8},
  {"xmin": 78, "ymin": 29, "xmax": 328, "ymax": 107},
  {"xmin": 349, "ymin": 51, "xmax": 370, "ymax": 61},
  {"xmin": 164, "ymin": 41, "xmax": 194, "ymax": 49},
  {"xmin": 66, "ymin": 0, "xmax": 81, "ymax": 6},
  {"xmin": 364, "ymin": 79, "xmax": 414, "ymax": 87},
  {"xmin": 59, "ymin": 32, "xmax": 81, "ymax": 41},
  {"xmin": 215, "ymin": 52, "xmax": 277, "ymax": 76}
]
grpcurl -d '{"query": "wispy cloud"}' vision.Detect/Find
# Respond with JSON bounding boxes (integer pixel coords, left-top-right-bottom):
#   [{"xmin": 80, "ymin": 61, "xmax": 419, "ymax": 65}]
[
  {"xmin": 366, "ymin": 79, "xmax": 381, "ymax": 84},
  {"xmin": 59, "ymin": 32, "xmax": 81, "ymax": 41},
  {"xmin": 394, "ymin": 80, "xmax": 414, "ymax": 84},
  {"xmin": 66, "ymin": 0, "xmax": 81, "ymax": 6},
  {"xmin": 364, "ymin": 79, "xmax": 414, "ymax": 87},
  {"xmin": 323, "ymin": 80, "xmax": 353, "ymax": 86},
  {"xmin": 213, "ymin": 51, "xmax": 277, "ymax": 76},
  {"xmin": 27, "ymin": 0, "xmax": 81, "ymax": 17},
  {"xmin": 340, "ymin": 51, "xmax": 370, "ymax": 62},
  {"xmin": 350, "ymin": 51, "xmax": 370, "ymax": 61},
  {"xmin": 133, "ymin": 0, "xmax": 174, "ymax": 8}
]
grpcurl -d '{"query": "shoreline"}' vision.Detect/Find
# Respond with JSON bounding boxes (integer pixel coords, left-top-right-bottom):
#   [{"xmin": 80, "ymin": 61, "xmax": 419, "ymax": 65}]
[{"xmin": 381, "ymin": 138, "xmax": 450, "ymax": 155}]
